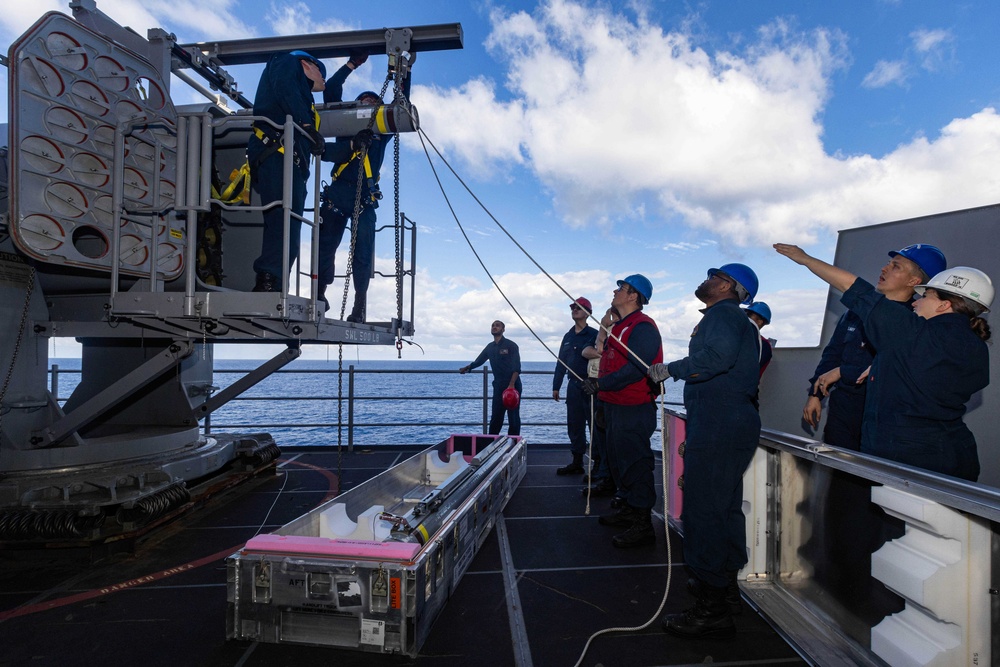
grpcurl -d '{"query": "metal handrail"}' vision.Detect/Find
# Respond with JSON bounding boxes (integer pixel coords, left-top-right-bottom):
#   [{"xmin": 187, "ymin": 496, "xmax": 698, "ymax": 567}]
[{"xmin": 50, "ymin": 363, "xmax": 679, "ymax": 448}]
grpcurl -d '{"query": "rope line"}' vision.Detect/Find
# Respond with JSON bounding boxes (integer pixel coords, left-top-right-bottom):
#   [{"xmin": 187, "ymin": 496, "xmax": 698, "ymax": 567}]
[{"xmin": 408, "ymin": 119, "xmax": 676, "ymax": 667}]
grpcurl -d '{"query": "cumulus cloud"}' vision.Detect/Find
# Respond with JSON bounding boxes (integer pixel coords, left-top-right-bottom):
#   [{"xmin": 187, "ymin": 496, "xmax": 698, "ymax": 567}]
[
  {"xmin": 861, "ymin": 59, "xmax": 908, "ymax": 88},
  {"xmin": 910, "ymin": 28, "xmax": 954, "ymax": 72},
  {"xmin": 414, "ymin": 0, "xmax": 1000, "ymax": 248}
]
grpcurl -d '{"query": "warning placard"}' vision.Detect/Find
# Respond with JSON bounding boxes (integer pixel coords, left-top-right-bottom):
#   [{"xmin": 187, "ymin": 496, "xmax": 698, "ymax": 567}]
[{"xmin": 0, "ymin": 252, "xmax": 32, "ymax": 288}]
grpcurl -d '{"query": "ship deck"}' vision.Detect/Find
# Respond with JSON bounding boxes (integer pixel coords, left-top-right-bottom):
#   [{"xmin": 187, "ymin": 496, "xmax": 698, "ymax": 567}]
[{"xmin": 0, "ymin": 445, "xmax": 807, "ymax": 667}]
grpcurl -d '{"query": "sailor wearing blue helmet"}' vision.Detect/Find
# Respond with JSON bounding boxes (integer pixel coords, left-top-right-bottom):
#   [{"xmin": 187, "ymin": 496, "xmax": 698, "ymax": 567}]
[
  {"xmin": 581, "ymin": 273, "xmax": 663, "ymax": 549},
  {"xmin": 249, "ymin": 50, "xmax": 331, "ymax": 293},
  {"xmin": 648, "ymin": 262, "xmax": 761, "ymax": 639}
]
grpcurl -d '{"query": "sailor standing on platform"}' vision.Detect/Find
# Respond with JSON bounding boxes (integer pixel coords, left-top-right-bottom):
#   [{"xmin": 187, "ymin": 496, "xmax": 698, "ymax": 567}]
[
  {"xmin": 248, "ymin": 51, "xmax": 329, "ymax": 293},
  {"xmin": 317, "ymin": 50, "xmax": 414, "ymax": 322},
  {"xmin": 459, "ymin": 321, "xmax": 522, "ymax": 436}
]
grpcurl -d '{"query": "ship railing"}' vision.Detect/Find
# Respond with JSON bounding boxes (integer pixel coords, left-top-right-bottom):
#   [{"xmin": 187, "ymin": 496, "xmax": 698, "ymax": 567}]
[
  {"xmin": 49, "ymin": 364, "xmax": 680, "ymax": 448},
  {"xmin": 664, "ymin": 409, "xmax": 998, "ymax": 667}
]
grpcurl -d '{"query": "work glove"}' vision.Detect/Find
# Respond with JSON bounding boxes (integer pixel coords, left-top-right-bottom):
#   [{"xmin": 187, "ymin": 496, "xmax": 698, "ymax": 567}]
[
  {"xmin": 352, "ymin": 129, "xmax": 374, "ymax": 150},
  {"xmin": 304, "ymin": 125, "xmax": 325, "ymax": 156},
  {"xmin": 581, "ymin": 378, "xmax": 600, "ymax": 396},
  {"xmin": 647, "ymin": 363, "xmax": 671, "ymax": 383},
  {"xmin": 348, "ymin": 49, "xmax": 368, "ymax": 69}
]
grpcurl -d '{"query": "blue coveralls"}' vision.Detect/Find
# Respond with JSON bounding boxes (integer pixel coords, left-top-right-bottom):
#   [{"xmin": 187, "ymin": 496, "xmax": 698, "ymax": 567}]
[
  {"xmin": 808, "ymin": 310, "xmax": 875, "ymax": 449},
  {"xmin": 666, "ymin": 298, "xmax": 761, "ymax": 589},
  {"xmin": 249, "ymin": 53, "xmax": 334, "ymax": 280},
  {"xmin": 467, "ymin": 337, "xmax": 523, "ymax": 435},
  {"xmin": 317, "ymin": 65, "xmax": 410, "ymax": 298},
  {"xmin": 552, "ymin": 325, "xmax": 598, "ymax": 458},
  {"xmin": 598, "ymin": 315, "xmax": 662, "ymax": 511},
  {"xmin": 843, "ymin": 278, "xmax": 988, "ymax": 481}
]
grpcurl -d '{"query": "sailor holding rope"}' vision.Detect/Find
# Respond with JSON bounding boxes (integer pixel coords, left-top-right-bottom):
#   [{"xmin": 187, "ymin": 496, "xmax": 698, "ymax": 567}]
[{"xmin": 647, "ymin": 263, "xmax": 761, "ymax": 639}]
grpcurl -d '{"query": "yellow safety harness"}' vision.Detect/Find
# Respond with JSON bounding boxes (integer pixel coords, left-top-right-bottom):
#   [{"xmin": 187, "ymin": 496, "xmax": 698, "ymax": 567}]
[{"xmin": 216, "ymin": 107, "xmax": 322, "ymax": 206}]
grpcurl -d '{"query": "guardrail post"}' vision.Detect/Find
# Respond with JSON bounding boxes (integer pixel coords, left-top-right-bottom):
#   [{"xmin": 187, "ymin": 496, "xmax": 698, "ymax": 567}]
[
  {"xmin": 482, "ymin": 367, "xmax": 489, "ymax": 433},
  {"xmin": 51, "ymin": 364, "xmax": 59, "ymax": 399},
  {"xmin": 349, "ymin": 365, "xmax": 355, "ymax": 451}
]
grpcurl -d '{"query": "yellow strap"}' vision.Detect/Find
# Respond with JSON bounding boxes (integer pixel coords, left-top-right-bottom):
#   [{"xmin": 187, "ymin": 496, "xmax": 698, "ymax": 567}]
[
  {"xmin": 212, "ymin": 162, "xmax": 251, "ymax": 205},
  {"xmin": 253, "ymin": 127, "xmax": 285, "ymax": 154},
  {"xmin": 254, "ymin": 106, "xmax": 318, "ymax": 149},
  {"xmin": 333, "ymin": 151, "xmax": 373, "ymax": 180}
]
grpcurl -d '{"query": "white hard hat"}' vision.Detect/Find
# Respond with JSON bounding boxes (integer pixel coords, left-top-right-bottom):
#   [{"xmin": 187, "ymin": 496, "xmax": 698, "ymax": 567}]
[{"xmin": 915, "ymin": 266, "xmax": 994, "ymax": 314}]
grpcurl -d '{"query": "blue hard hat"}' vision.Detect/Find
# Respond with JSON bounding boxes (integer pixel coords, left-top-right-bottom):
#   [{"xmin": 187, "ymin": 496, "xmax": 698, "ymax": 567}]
[
  {"xmin": 745, "ymin": 301, "xmax": 772, "ymax": 324},
  {"xmin": 889, "ymin": 244, "xmax": 946, "ymax": 280},
  {"xmin": 617, "ymin": 274, "xmax": 653, "ymax": 303},
  {"xmin": 708, "ymin": 263, "xmax": 758, "ymax": 304},
  {"xmin": 289, "ymin": 50, "xmax": 326, "ymax": 79},
  {"xmin": 356, "ymin": 90, "xmax": 383, "ymax": 104}
]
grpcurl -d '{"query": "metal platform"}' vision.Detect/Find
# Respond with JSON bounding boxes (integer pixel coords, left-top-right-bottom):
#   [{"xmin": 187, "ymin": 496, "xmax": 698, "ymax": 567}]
[
  {"xmin": 42, "ymin": 292, "xmax": 410, "ymax": 345},
  {"xmin": 0, "ymin": 445, "xmax": 807, "ymax": 667}
]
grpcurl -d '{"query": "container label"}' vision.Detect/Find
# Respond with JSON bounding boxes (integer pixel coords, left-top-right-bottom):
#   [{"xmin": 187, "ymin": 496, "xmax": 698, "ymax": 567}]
[
  {"xmin": 389, "ymin": 577, "xmax": 401, "ymax": 609},
  {"xmin": 360, "ymin": 618, "xmax": 385, "ymax": 647}
]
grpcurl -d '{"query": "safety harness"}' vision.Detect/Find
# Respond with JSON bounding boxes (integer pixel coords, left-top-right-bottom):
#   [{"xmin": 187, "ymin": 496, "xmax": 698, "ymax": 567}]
[
  {"xmin": 215, "ymin": 106, "xmax": 322, "ymax": 206},
  {"xmin": 330, "ymin": 145, "xmax": 381, "ymax": 207}
]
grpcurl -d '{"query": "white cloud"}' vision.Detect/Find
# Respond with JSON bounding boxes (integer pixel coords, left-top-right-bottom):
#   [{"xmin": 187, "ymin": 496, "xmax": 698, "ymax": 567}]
[
  {"xmin": 414, "ymin": 1, "xmax": 1000, "ymax": 249},
  {"xmin": 861, "ymin": 59, "xmax": 908, "ymax": 88},
  {"xmin": 909, "ymin": 28, "xmax": 953, "ymax": 72}
]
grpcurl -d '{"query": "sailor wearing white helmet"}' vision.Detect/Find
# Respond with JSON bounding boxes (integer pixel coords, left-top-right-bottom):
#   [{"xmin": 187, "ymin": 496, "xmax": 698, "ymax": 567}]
[{"xmin": 775, "ymin": 244, "xmax": 991, "ymax": 482}]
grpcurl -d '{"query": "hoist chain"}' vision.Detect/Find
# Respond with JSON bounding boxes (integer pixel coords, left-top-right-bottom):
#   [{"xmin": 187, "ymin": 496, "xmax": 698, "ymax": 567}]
[
  {"xmin": 392, "ymin": 71, "xmax": 406, "ymax": 357},
  {"xmin": 0, "ymin": 266, "xmax": 36, "ymax": 431},
  {"xmin": 338, "ymin": 75, "xmax": 394, "ymax": 321}
]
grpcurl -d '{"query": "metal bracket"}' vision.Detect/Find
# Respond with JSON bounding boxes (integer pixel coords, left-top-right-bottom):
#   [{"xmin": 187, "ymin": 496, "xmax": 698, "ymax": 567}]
[
  {"xmin": 29, "ymin": 341, "xmax": 195, "ymax": 448},
  {"xmin": 195, "ymin": 344, "xmax": 302, "ymax": 419}
]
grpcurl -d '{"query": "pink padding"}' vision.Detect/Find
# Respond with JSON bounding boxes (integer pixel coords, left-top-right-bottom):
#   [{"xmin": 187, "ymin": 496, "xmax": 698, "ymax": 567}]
[{"xmin": 243, "ymin": 534, "xmax": 421, "ymax": 561}]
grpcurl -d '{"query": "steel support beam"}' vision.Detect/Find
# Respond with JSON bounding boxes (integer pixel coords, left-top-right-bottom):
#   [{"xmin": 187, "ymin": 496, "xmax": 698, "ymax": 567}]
[
  {"xmin": 31, "ymin": 341, "xmax": 194, "ymax": 447},
  {"xmin": 195, "ymin": 344, "xmax": 302, "ymax": 419},
  {"xmin": 178, "ymin": 24, "xmax": 463, "ymax": 67}
]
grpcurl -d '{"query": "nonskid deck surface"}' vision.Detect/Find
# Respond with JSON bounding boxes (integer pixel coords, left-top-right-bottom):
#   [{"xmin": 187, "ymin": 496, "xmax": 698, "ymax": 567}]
[{"xmin": 0, "ymin": 446, "xmax": 805, "ymax": 667}]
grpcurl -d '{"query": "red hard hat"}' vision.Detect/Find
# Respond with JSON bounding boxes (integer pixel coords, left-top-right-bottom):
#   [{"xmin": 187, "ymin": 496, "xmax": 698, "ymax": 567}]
[{"xmin": 502, "ymin": 388, "xmax": 520, "ymax": 410}]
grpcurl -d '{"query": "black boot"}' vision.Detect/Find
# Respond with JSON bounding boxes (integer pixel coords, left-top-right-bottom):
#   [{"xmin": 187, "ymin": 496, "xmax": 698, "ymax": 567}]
[
  {"xmin": 726, "ymin": 574, "xmax": 742, "ymax": 615},
  {"xmin": 687, "ymin": 576, "xmax": 742, "ymax": 615},
  {"xmin": 663, "ymin": 581, "xmax": 735, "ymax": 639},
  {"xmin": 598, "ymin": 505, "xmax": 638, "ymax": 527},
  {"xmin": 582, "ymin": 479, "xmax": 616, "ymax": 497},
  {"xmin": 612, "ymin": 509, "xmax": 655, "ymax": 548},
  {"xmin": 556, "ymin": 455, "xmax": 584, "ymax": 475},
  {"xmin": 317, "ymin": 284, "xmax": 330, "ymax": 313},
  {"xmin": 253, "ymin": 272, "xmax": 279, "ymax": 293},
  {"xmin": 346, "ymin": 293, "xmax": 366, "ymax": 323}
]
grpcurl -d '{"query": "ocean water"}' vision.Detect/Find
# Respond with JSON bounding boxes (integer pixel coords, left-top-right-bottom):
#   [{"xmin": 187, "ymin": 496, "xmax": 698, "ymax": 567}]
[{"xmin": 49, "ymin": 358, "xmax": 684, "ymax": 448}]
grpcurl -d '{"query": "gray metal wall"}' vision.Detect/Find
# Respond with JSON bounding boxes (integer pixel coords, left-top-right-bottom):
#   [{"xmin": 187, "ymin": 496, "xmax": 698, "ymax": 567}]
[{"xmin": 759, "ymin": 203, "xmax": 1000, "ymax": 488}]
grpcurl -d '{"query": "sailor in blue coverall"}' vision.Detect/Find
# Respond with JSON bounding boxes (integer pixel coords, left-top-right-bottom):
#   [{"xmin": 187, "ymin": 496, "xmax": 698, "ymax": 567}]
[
  {"xmin": 316, "ymin": 51, "xmax": 413, "ymax": 322},
  {"xmin": 249, "ymin": 51, "xmax": 339, "ymax": 292},
  {"xmin": 552, "ymin": 297, "xmax": 598, "ymax": 475},
  {"xmin": 460, "ymin": 321, "xmax": 522, "ymax": 435},
  {"xmin": 648, "ymin": 263, "xmax": 761, "ymax": 639},
  {"xmin": 806, "ymin": 310, "xmax": 873, "ymax": 448},
  {"xmin": 844, "ymin": 279, "xmax": 988, "ymax": 480},
  {"xmin": 777, "ymin": 243, "xmax": 991, "ymax": 482}
]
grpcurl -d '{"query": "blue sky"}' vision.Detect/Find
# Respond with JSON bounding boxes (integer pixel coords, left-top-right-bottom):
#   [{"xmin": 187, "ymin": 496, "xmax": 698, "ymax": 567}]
[{"xmin": 3, "ymin": 0, "xmax": 1000, "ymax": 362}]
